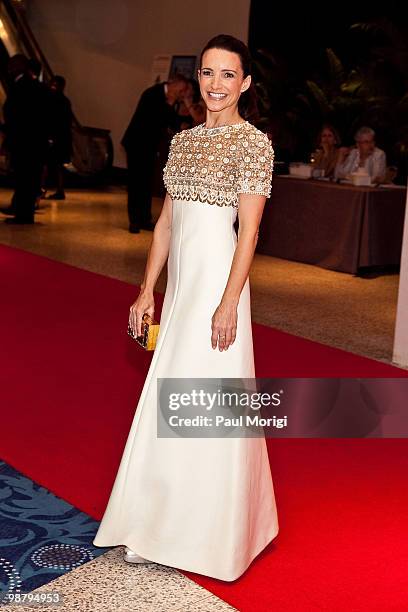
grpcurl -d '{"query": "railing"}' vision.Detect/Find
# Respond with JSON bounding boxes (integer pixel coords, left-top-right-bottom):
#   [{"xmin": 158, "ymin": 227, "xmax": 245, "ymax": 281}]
[
  {"xmin": 0, "ymin": 0, "xmax": 113, "ymax": 176},
  {"xmin": 2, "ymin": 0, "xmax": 53, "ymax": 80}
]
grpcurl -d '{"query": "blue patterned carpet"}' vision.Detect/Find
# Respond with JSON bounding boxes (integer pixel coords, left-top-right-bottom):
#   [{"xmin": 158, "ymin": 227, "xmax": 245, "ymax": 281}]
[{"xmin": 0, "ymin": 460, "xmax": 108, "ymax": 604}]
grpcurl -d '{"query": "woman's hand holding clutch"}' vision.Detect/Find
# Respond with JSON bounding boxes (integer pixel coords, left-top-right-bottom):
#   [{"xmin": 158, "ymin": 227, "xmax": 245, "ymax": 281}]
[
  {"xmin": 211, "ymin": 300, "xmax": 238, "ymax": 352},
  {"xmin": 129, "ymin": 290, "xmax": 155, "ymax": 337}
]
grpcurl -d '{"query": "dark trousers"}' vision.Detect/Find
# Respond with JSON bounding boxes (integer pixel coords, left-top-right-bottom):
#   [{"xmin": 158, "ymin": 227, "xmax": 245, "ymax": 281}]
[
  {"xmin": 11, "ymin": 153, "xmax": 44, "ymax": 221},
  {"xmin": 126, "ymin": 151, "xmax": 155, "ymax": 227},
  {"xmin": 43, "ymin": 158, "xmax": 65, "ymax": 194}
]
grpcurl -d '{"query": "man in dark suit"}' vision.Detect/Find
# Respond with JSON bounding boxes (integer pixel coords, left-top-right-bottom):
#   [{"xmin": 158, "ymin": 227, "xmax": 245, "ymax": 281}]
[
  {"xmin": 45, "ymin": 75, "xmax": 73, "ymax": 200},
  {"xmin": 2, "ymin": 54, "xmax": 50, "ymax": 224},
  {"xmin": 121, "ymin": 74, "xmax": 189, "ymax": 233}
]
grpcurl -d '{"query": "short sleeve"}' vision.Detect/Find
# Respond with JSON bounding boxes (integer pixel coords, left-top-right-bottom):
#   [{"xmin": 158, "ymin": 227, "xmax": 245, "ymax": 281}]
[
  {"xmin": 237, "ymin": 130, "xmax": 274, "ymax": 198},
  {"xmin": 163, "ymin": 132, "xmax": 180, "ymax": 191}
]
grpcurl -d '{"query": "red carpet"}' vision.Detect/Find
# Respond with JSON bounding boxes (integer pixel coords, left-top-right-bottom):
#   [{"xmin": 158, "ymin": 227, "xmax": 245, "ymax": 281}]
[{"xmin": 1, "ymin": 243, "xmax": 407, "ymax": 611}]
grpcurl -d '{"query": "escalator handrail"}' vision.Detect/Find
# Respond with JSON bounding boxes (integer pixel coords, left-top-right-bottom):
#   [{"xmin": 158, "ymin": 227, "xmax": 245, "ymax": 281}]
[
  {"xmin": 1, "ymin": 0, "xmax": 81, "ymax": 130},
  {"xmin": 1, "ymin": 0, "xmax": 113, "ymax": 175},
  {"xmin": 2, "ymin": 0, "xmax": 53, "ymax": 80}
]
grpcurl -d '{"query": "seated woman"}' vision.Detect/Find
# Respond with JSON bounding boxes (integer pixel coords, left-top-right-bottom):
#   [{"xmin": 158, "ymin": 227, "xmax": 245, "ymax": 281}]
[
  {"xmin": 311, "ymin": 124, "xmax": 342, "ymax": 178},
  {"xmin": 335, "ymin": 126, "xmax": 386, "ymax": 183}
]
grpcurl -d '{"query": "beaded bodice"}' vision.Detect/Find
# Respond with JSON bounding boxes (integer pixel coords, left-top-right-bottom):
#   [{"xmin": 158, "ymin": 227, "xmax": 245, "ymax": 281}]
[{"xmin": 163, "ymin": 121, "xmax": 274, "ymax": 208}]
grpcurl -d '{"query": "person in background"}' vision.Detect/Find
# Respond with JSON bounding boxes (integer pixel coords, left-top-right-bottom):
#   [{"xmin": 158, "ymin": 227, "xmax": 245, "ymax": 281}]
[
  {"xmin": 311, "ymin": 124, "xmax": 343, "ymax": 178},
  {"xmin": 121, "ymin": 74, "xmax": 189, "ymax": 233},
  {"xmin": 28, "ymin": 58, "xmax": 43, "ymax": 82},
  {"xmin": 1, "ymin": 54, "xmax": 50, "ymax": 224},
  {"xmin": 335, "ymin": 126, "xmax": 387, "ymax": 183},
  {"xmin": 175, "ymin": 78, "xmax": 206, "ymax": 130},
  {"xmin": 44, "ymin": 75, "xmax": 73, "ymax": 200},
  {"xmin": 28, "ymin": 59, "xmax": 51, "ymax": 208}
]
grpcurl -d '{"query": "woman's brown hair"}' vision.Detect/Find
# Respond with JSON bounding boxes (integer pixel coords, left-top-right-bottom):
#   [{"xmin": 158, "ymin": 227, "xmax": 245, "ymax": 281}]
[{"xmin": 200, "ymin": 34, "xmax": 259, "ymax": 123}]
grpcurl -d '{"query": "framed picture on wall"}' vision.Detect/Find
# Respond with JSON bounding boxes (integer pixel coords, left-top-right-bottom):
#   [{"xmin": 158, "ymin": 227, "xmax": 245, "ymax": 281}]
[
  {"xmin": 168, "ymin": 55, "xmax": 197, "ymax": 80},
  {"xmin": 151, "ymin": 54, "xmax": 172, "ymax": 84}
]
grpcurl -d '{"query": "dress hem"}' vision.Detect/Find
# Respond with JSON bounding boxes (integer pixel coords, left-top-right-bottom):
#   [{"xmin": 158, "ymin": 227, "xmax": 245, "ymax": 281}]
[{"xmin": 92, "ymin": 526, "xmax": 279, "ymax": 583}]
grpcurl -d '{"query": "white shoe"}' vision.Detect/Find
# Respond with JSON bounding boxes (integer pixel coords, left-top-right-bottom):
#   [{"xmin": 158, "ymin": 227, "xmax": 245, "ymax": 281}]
[{"xmin": 123, "ymin": 546, "xmax": 153, "ymax": 564}]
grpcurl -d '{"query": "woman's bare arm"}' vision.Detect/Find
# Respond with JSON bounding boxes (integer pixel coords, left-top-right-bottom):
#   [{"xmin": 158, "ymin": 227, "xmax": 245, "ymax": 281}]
[
  {"xmin": 129, "ymin": 193, "xmax": 172, "ymax": 336},
  {"xmin": 211, "ymin": 193, "xmax": 266, "ymax": 351}
]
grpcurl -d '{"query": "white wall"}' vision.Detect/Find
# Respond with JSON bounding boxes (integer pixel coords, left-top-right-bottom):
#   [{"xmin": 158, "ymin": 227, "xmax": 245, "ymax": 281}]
[
  {"xmin": 393, "ymin": 188, "xmax": 408, "ymax": 367},
  {"xmin": 27, "ymin": 0, "xmax": 251, "ymax": 167}
]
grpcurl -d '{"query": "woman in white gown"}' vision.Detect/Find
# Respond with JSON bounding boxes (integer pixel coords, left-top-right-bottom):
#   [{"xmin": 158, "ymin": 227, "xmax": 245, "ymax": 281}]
[{"xmin": 93, "ymin": 34, "xmax": 279, "ymax": 582}]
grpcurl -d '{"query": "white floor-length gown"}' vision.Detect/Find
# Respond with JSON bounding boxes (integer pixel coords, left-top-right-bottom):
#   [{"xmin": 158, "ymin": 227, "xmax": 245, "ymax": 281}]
[{"xmin": 93, "ymin": 121, "xmax": 279, "ymax": 581}]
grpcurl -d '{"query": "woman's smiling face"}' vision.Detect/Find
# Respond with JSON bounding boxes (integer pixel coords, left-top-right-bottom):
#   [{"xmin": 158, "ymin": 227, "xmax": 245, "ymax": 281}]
[{"xmin": 198, "ymin": 48, "xmax": 251, "ymax": 115}]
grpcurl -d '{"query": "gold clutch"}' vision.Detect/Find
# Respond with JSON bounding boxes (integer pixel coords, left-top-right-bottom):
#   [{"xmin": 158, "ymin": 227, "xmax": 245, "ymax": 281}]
[{"xmin": 127, "ymin": 313, "xmax": 160, "ymax": 351}]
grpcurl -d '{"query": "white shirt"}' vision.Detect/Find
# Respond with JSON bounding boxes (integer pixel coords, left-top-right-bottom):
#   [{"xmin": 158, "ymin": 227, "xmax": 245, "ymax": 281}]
[{"xmin": 335, "ymin": 147, "xmax": 387, "ymax": 181}]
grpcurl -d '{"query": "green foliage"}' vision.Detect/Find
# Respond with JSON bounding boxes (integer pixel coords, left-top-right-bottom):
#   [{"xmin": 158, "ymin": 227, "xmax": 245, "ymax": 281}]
[{"xmin": 252, "ymin": 18, "xmax": 408, "ymax": 173}]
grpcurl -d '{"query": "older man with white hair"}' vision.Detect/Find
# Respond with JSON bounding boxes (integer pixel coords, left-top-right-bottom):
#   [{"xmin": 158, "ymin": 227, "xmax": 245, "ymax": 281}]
[{"xmin": 335, "ymin": 126, "xmax": 387, "ymax": 183}]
